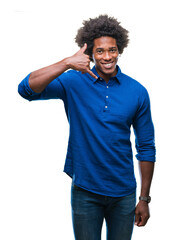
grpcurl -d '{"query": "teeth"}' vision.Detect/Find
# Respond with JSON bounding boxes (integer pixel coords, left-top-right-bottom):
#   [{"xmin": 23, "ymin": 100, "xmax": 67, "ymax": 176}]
[{"xmin": 103, "ymin": 63, "xmax": 112, "ymax": 67}]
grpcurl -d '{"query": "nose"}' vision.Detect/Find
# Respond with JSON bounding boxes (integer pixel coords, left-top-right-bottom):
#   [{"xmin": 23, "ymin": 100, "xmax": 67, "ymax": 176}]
[{"xmin": 103, "ymin": 51, "xmax": 112, "ymax": 61}]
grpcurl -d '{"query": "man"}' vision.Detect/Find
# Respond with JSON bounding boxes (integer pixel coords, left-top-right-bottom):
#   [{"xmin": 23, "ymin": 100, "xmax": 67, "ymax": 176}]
[{"xmin": 18, "ymin": 15, "xmax": 156, "ymax": 240}]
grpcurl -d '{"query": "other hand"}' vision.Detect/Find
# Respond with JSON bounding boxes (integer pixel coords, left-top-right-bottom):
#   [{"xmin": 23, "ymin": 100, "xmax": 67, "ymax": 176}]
[{"xmin": 135, "ymin": 201, "xmax": 150, "ymax": 227}]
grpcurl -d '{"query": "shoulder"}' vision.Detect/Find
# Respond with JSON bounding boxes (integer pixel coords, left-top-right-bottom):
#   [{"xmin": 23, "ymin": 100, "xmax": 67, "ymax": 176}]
[
  {"xmin": 58, "ymin": 69, "xmax": 81, "ymax": 80},
  {"xmin": 58, "ymin": 69, "xmax": 85, "ymax": 83},
  {"xmin": 119, "ymin": 71, "xmax": 148, "ymax": 96},
  {"xmin": 121, "ymin": 72, "xmax": 144, "ymax": 88},
  {"xmin": 58, "ymin": 69, "xmax": 93, "ymax": 90},
  {"xmin": 117, "ymin": 67, "xmax": 151, "ymax": 107}
]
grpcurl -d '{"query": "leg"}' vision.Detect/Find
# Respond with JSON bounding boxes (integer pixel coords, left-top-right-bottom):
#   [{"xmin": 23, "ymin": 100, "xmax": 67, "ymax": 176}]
[
  {"xmin": 105, "ymin": 192, "xmax": 136, "ymax": 240},
  {"xmin": 71, "ymin": 184, "xmax": 104, "ymax": 240}
]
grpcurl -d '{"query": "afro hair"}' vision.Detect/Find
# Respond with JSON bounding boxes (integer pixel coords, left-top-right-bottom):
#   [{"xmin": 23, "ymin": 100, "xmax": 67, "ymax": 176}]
[{"xmin": 75, "ymin": 15, "xmax": 129, "ymax": 61}]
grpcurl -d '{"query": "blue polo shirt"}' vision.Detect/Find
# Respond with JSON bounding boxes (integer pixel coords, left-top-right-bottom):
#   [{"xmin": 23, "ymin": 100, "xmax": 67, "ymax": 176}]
[{"xmin": 18, "ymin": 65, "xmax": 156, "ymax": 197}]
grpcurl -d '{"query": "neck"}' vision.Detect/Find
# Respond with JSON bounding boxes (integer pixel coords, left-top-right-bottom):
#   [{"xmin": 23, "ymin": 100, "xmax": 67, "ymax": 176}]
[{"xmin": 95, "ymin": 68, "xmax": 117, "ymax": 84}]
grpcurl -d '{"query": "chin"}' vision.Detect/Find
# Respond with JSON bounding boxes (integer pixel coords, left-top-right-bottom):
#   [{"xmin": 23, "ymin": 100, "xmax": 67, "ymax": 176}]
[{"xmin": 102, "ymin": 67, "xmax": 116, "ymax": 75}]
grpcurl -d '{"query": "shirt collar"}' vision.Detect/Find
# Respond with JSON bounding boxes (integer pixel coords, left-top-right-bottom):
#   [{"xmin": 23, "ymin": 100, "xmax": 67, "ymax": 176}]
[{"xmin": 91, "ymin": 65, "xmax": 122, "ymax": 84}]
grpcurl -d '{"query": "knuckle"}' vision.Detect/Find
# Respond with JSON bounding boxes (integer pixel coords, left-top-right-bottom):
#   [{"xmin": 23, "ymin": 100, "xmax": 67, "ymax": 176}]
[
  {"xmin": 135, "ymin": 210, "xmax": 139, "ymax": 215},
  {"xmin": 144, "ymin": 214, "xmax": 149, "ymax": 219}
]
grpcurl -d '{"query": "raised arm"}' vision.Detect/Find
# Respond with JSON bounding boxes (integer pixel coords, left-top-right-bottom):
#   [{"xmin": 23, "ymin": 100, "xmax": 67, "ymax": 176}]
[{"xmin": 28, "ymin": 43, "xmax": 97, "ymax": 93}]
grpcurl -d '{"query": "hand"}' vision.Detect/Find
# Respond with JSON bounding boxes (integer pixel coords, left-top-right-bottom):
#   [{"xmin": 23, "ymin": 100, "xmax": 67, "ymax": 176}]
[
  {"xmin": 135, "ymin": 201, "xmax": 150, "ymax": 227},
  {"xmin": 66, "ymin": 43, "xmax": 98, "ymax": 79}
]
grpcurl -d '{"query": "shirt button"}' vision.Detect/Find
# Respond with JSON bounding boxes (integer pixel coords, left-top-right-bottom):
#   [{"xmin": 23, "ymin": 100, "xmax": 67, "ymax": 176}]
[
  {"xmin": 107, "ymin": 86, "xmax": 109, "ymax": 88},
  {"xmin": 106, "ymin": 96, "xmax": 108, "ymax": 98},
  {"xmin": 105, "ymin": 106, "xmax": 108, "ymax": 108}
]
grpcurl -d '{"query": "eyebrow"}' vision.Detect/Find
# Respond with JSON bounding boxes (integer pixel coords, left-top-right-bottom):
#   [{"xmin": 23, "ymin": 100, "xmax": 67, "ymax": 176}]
[{"xmin": 96, "ymin": 47, "xmax": 117, "ymax": 50}]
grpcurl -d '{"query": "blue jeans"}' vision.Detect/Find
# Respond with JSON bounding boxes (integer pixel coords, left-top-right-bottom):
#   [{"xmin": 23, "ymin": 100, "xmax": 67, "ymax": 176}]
[{"xmin": 71, "ymin": 183, "xmax": 136, "ymax": 240}]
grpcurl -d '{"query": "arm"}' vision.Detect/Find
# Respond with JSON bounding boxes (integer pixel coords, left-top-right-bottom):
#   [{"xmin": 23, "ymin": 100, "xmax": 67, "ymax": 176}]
[
  {"xmin": 28, "ymin": 43, "xmax": 97, "ymax": 93},
  {"xmin": 139, "ymin": 161, "xmax": 154, "ymax": 197},
  {"xmin": 133, "ymin": 87, "xmax": 156, "ymax": 227},
  {"xmin": 135, "ymin": 161, "xmax": 155, "ymax": 227},
  {"xmin": 29, "ymin": 59, "xmax": 69, "ymax": 93}
]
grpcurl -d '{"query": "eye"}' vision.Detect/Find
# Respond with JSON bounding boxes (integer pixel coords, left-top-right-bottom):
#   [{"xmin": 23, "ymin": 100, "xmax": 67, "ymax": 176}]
[
  {"xmin": 110, "ymin": 48, "xmax": 117, "ymax": 53},
  {"xmin": 96, "ymin": 49, "xmax": 103, "ymax": 54}
]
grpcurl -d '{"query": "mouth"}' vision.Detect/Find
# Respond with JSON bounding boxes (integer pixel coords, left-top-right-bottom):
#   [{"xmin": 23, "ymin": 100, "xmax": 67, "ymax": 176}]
[{"xmin": 101, "ymin": 62, "xmax": 115, "ymax": 69}]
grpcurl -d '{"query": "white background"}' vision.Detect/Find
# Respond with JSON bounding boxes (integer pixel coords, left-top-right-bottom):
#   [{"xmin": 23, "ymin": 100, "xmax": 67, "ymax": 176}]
[{"xmin": 0, "ymin": 0, "xmax": 173, "ymax": 239}]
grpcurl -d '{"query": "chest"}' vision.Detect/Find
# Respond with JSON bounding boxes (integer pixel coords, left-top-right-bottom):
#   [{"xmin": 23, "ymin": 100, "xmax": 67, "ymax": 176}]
[{"xmin": 69, "ymin": 80, "xmax": 138, "ymax": 123}]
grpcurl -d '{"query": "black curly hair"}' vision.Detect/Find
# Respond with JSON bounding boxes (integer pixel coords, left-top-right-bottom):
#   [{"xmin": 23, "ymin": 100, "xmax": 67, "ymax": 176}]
[{"xmin": 75, "ymin": 14, "xmax": 129, "ymax": 61}]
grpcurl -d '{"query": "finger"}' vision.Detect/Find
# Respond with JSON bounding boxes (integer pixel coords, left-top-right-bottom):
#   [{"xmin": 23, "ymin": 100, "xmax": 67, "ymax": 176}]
[
  {"xmin": 134, "ymin": 212, "xmax": 141, "ymax": 226},
  {"xmin": 86, "ymin": 69, "xmax": 98, "ymax": 79},
  {"xmin": 138, "ymin": 215, "xmax": 149, "ymax": 227},
  {"xmin": 79, "ymin": 43, "xmax": 87, "ymax": 53}
]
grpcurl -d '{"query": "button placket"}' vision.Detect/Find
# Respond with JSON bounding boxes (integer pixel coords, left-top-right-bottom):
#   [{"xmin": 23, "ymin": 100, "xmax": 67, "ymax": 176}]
[{"xmin": 104, "ymin": 84, "xmax": 109, "ymax": 111}]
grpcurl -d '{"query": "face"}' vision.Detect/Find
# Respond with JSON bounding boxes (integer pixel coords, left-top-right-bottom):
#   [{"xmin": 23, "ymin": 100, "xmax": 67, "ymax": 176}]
[{"xmin": 92, "ymin": 36, "xmax": 119, "ymax": 81}]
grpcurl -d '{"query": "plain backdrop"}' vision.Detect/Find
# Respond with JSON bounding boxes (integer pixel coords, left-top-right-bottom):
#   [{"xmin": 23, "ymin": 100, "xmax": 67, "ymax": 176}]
[{"xmin": 0, "ymin": 0, "xmax": 173, "ymax": 239}]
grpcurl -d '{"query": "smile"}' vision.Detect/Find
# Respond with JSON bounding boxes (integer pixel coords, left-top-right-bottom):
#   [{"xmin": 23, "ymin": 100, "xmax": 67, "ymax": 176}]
[{"xmin": 101, "ymin": 62, "xmax": 114, "ymax": 69}]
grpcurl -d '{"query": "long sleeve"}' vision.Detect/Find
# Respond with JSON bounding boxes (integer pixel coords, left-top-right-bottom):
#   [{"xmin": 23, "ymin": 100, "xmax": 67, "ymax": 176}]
[
  {"xmin": 18, "ymin": 73, "xmax": 66, "ymax": 101},
  {"xmin": 133, "ymin": 87, "xmax": 156, "ymax": 162}
]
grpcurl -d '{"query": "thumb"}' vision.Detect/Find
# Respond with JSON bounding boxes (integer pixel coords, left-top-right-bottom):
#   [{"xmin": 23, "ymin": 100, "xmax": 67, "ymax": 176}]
[
  {"xmin": 135, "ymin": 212, "xmax": 141, "ymax": 226},
  {"xmin": 80, "ymin": 43, "xmax": 87, "ymax": 53}
]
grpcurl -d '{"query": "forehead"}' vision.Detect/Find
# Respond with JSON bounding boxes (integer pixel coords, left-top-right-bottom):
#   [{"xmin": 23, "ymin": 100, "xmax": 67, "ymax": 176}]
[{"xmin": 93, "ymin": 36, "xmax": 117, "ymax": 48}]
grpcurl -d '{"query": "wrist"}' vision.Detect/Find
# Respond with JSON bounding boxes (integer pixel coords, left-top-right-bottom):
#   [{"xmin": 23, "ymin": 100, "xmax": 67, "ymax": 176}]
[
  {"xmin": 62, "ymin": 57, "xmax": 72, "ymax": 70},
  {"xmin": 139, "ymin": 196, "xmax": 151, "ymax": 204}
]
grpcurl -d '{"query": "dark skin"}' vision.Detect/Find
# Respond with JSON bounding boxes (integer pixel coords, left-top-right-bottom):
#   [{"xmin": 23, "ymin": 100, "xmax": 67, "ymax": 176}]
[
  {"xmin": 29, "ymin": 43, "xmax": 97, "ymax": 93},
  {"xmin": 29, "ymin": 37, "xmax": 155, "ymax": 227},
  {"xmin": 92, "ymin": 36, "xmax": 119, "ymax": 83},
  {"xmin": 135, "ymin": 161, "xmax": 155, "ymax": 227}
]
